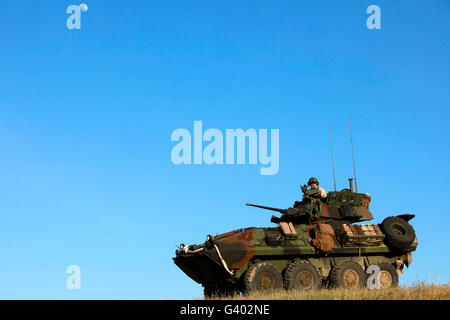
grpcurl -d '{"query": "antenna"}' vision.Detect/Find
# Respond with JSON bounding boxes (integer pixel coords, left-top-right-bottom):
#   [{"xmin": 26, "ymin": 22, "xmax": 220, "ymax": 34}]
[
  {"xmin": 349, "ymin": 117, "xmax": 358, "ymax": 192},
  {"xmin": 328, "ymin": 123, "xmax": 337, "ymax": 191}
]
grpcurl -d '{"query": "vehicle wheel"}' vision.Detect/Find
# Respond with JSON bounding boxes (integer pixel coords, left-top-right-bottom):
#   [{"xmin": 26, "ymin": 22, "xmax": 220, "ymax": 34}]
[
  {"xmin": 377, "ymin": 262, "xmax": 399, "ymax": 289},
  {"xmin": 244, "ymin": 262, "xmax": 283, "ymax": 293},
  {"xmin": 330, "ymin": 260, "xmax": 366, "ymax": 289},
  {"xmin": 284, "ymin": 261, "xmax": 322, "ymax": 291},
  {"xmin": 203, "ymin": 284, "xmax": 237, "ymax": 299},
  {"xmin": 380, "ymin": 216, "xmax": 416, "ymax": 251}
]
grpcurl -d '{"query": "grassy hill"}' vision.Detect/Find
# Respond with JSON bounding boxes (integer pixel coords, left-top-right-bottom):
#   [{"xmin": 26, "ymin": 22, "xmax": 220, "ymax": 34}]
[{"xmin": 206, "ymin": 283, "xmax": 450, "ymax": 300}]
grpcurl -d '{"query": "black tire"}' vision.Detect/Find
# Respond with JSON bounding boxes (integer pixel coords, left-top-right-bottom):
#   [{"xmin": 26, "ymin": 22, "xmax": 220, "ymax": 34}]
[
  {"xmin": 244, "ymin": 262, "xmax": 283, "ymax": 293},
  {"xmin": 330, "ymin": 260, "xmax": 366, "ymax": 289},
  {"xmin": 203, "ymin": 284, "xmax": 237, "ymax": 299},
  {"xmin": 284, "ymin": 261, "xmax": 322, "ymax": 291},
  {"xmin": 377, "ymin": 262, "xmax": 399, "ymax": 289},
  {"xmin": 380, "ymin": 216, "xmax": 416, "ymax": 251}
]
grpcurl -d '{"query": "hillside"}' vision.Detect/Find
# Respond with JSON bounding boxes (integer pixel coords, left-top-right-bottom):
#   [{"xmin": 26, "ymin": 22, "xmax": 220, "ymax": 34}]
[{"xmin": 205, "ymin": 283, "xmax": 450, "ymax": 300}]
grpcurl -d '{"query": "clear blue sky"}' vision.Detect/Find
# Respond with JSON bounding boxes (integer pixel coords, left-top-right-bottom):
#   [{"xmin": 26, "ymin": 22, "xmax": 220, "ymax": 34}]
[{"xmin": 0, "ymin": 1, "xmax": 449, "ymax": 299}]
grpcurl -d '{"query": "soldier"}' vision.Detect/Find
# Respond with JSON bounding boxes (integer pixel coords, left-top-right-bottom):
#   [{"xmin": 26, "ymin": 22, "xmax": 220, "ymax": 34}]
[{"xmin": 305, "ymin": 177, "xmax": 327, "ymax": 199}]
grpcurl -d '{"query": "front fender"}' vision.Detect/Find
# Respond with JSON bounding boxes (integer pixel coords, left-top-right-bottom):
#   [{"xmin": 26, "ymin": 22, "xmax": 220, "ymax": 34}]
[{"xmin": 396, "ymin": 214, "xmax": 415, "ymax": 221}]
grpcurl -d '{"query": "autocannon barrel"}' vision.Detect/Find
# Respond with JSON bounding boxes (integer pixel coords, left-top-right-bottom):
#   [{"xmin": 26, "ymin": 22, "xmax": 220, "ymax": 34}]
[{"xmin": 245, "ymin": 203, "xmax": 288, "ymax": 214}]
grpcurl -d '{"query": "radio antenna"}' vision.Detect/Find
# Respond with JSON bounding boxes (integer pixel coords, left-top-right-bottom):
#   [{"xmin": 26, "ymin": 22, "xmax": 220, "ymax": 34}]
[
  {"xmin": 349, "ymin": 117, "xmax": 358, "ymax": 192},
  {"xmin": 328, "ymin": 123, "xmax": 337, "ymax": 191}
]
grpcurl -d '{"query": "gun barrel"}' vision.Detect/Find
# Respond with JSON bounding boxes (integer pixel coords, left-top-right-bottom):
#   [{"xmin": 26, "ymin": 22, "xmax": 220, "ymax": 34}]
[{"xmin": 245, "ymin": 203, "xmax": 287, "ymax": 214}]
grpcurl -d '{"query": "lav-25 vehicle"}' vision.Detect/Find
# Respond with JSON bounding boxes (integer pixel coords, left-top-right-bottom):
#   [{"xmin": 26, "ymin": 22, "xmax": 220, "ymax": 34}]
[{"xmin": 173, "ymin": 179, "xmax": 418, "ymax": 297}]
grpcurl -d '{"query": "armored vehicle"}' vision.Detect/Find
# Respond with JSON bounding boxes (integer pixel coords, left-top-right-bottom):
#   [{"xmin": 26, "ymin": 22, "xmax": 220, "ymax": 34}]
[{"xmin": 173, "ymin": 180, "xmax": 418, "ymax": 297}]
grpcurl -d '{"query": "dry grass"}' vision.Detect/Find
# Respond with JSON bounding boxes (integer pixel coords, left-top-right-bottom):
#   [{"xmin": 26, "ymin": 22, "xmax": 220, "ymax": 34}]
[{"xmin": 206, "ymin": 283, "xmax": 450, "ymax": 300}]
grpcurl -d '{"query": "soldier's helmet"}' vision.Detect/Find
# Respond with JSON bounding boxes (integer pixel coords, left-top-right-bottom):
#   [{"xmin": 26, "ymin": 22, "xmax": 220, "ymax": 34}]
[{"xmin": 308, "ymin": 177, "xmax": 319, "ymax": 186}]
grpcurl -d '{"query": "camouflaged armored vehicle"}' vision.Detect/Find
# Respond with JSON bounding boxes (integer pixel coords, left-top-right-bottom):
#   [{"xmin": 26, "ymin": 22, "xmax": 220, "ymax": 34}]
[{"xmin": 173, "ymin": 180, "xmax": 418, "ymax": 297}]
